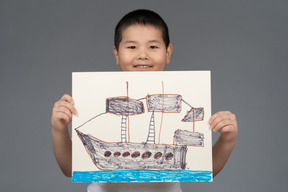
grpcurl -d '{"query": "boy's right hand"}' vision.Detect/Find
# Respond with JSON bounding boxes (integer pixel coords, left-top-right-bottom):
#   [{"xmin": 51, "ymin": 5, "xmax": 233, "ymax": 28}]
[{"xmin": 51, "ymin": 94, "xmax": 77, "ymax": 132}]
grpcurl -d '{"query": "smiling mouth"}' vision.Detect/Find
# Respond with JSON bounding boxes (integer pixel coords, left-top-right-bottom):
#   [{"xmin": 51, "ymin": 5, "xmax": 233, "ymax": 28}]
[{"xmin": 133, "ymin": 65, "xmax": 152, "ymax": 69}]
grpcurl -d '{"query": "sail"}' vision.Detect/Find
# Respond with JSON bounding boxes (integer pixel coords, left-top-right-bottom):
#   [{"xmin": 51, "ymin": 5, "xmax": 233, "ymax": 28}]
[
  {"xmin": 182, "ymin": 107, "xmax": 204, "ymax": 122},
  {"xmin": 106, "ymin": 97, "xmax": 144, "ymax": 115},
  {"xmin": 146, "ymin": 94, "xmax": 182, "ymax": 113},
  {"xmin": 174, "ymin": 130, "xmax": 204, "ymax": 146}
]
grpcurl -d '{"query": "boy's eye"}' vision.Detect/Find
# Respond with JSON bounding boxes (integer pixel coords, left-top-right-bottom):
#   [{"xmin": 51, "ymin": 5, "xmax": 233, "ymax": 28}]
[
  {"xmin": 128, "ymin": 46, "xmax": 136, "ymax": 49},
  {"xmin": 150, "ymin": 46, "xmax": 158, "ymax": 49}
]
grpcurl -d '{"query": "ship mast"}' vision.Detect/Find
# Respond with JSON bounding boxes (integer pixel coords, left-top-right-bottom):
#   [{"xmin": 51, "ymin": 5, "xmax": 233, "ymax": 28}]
[
  {"xmin": 158, "ymin": 81, "xmax": 164, "ymax": 144},
  {"xmin": 146, "ymin": 81, "xmax": 165, "ymax": 144},
  {"xmin": 121, "ymin": 82, "xmax": 130, "ymax": 143}
]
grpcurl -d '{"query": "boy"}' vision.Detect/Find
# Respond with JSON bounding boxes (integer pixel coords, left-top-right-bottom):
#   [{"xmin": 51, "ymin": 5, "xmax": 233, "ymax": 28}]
[{"xmin": 51, "ymin": 9, "xmax": 238, "ymax": 192}]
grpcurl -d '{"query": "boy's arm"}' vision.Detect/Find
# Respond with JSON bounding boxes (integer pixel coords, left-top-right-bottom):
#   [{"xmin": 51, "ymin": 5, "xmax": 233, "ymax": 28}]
[
  {"xmin": 209, "ymin": 111, "xmax": 238, "ymax": 177},
  {"xmin": 51, "ymin": 94, "xmax": 77, "ymax": 177}
]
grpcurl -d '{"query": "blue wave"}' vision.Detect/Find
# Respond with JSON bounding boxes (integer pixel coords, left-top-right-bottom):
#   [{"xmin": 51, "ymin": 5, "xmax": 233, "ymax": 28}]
[{"xmin": 72, "ymin": 170, "xmax": 212, "ymax": 183}]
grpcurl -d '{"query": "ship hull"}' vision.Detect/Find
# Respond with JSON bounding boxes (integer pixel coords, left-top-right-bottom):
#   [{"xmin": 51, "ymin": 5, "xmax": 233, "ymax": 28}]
[{"xmin": 76, "ymin": 130, "xmax": 187, "ymax": 170}]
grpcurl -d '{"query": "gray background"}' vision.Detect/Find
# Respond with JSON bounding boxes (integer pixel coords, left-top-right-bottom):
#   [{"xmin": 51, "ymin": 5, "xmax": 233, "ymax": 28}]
[{"xmin": 1, "ymin": 0, "xmax": 287, "ymax": 191}]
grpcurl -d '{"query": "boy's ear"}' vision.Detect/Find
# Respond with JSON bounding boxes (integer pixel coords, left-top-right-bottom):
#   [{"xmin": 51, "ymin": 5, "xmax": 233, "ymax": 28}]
[
  {"xmin": 113, "ymin": 46, "xmax": 120, "ymax": 66},
  {"xmin": 166, "ymin": 43, "xmax": 173, "ymax": 65}
]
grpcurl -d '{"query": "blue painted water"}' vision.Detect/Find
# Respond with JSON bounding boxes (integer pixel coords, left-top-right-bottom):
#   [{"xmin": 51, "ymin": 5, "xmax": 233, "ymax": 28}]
[{"xmin": 72, "ymin": 170, "xmax": 212, "ymax": 183}]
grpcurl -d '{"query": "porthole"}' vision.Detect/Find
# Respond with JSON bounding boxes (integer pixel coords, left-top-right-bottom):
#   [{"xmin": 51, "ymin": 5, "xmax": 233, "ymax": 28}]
[
  {"xmin": 122, "ymin": 151, "xmax": 130, "ymax": 157},
  {"xmin": 154, "ymin": 152, "xmax": 162, "ymax": 159},
  {"xmin": 104, "ymin": 151, "xmax": 111, "ymax": 157},
  {"xmin": 114, "ymin": 151, "xmax": 121, "ymax": 157},
  {"xmin": 142, "ymin": 151, "xmax": 152, "ymax": 159},
  {"xmin": 131, "ymin": 151, "xmax": 140, "ymax": 158},
  {"xmin": 165, "ymin": 152, "xmax": 174, "ymax": 160}
]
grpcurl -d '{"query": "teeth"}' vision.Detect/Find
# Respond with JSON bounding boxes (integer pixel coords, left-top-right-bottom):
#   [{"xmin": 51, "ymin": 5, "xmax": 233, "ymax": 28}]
[{"xmin": 135, "ymin": 65, "xmax": 151, "ymax": 68}]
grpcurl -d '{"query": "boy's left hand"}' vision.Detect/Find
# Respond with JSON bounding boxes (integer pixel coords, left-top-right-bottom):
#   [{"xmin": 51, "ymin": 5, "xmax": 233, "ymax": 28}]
[{"xmin": 208, "ymin": 111, "xmax": 238, "ymax": 143}]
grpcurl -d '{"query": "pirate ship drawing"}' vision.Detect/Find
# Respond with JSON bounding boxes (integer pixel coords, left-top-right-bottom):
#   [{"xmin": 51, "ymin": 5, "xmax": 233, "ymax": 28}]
[{"xmin": 75, "ymin": 82, "xmax": 205, "ymax": 170}]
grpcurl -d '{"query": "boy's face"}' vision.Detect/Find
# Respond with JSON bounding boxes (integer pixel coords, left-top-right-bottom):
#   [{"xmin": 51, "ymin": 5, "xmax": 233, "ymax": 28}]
[{"xmin": 113, "ymin": 24, "xmax": 173, "ymax": 71}]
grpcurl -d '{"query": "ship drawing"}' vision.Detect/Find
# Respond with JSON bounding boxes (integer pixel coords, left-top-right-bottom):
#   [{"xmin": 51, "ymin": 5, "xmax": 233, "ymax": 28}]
[{"xmin": 75, "ymin": 82, "xmax": 205, "ymax": 170}]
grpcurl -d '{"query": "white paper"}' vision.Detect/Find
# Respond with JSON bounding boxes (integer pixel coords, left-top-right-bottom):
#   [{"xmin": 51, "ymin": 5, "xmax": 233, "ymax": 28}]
[{"xmin": 72, "ymin": 71, "xmax": 212, "ymax": 183}]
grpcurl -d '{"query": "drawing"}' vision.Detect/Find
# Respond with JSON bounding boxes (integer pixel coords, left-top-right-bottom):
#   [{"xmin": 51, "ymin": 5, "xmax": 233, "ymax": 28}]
[
  {"xmin": 75, "ymin": 81, "xmax": 205, "ymax": 170},
  {"xmin": 72, "ymin": 71, "xmax": 212, "ymax": 183}
]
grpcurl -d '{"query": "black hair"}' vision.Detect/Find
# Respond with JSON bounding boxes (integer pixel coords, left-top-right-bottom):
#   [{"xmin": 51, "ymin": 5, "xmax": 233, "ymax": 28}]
[{"xmin": 114, "ymin": 9, "xmax": 170, "ymax": 51}]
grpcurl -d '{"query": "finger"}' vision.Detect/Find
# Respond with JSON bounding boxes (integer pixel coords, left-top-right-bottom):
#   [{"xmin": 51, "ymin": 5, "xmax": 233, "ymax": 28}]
[
  {"xmin": 55, "ymin": 106, "xmax": 73, "ymax": 121},
  {"xmin": 55, "ymin": 100, "xmax": 77, "ymax": 115},
  {"xmin": 209, "ymin": 113, "xmax": 229, "ymax": 130},
  {"xmin": 218, "ymin": 125, "xmax": 234, "ymax": 134},
  {"xmin": 55, "ymin": 111, "xmax": 71, "ymax": 125},
  {"xmin": 210, "ymin": 113, "xmax": 232, "ymax": 127},
  {"xmin": 212, "ymin": 119, "xmax": 234, "ymax": 132},
  {"xmin": 208, "ymin": 111, "xmax": 233, "ymax": 125},
  {"xmin": 61, "ymin": 94, "xmax": 74, "ymax": 105},
  {"xmin": 208, "ymin": 111, "xmax": 226, "ymax": 124},
  {"xmin": 230, "ymin": 113, "xmax": 237, "ymax": 121}
]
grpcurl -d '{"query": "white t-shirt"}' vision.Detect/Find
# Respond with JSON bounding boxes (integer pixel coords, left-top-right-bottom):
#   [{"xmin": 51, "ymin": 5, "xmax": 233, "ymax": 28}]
[{"xmin": 87, "ymin": 182, "xmax": 182, "ymax": 192}]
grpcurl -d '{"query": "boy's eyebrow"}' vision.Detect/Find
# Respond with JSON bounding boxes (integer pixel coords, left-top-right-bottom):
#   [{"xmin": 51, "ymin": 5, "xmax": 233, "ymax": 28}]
[
  {"xmin": 123, "ymin": 40, "xmax": 137, "ymax": 44},
  {"xmin": 148, "ymin": 40, "xmax": 161, "ymax": 43},
  {"xmin": 123, "ymin": 40, "xmax": 161, "ymax": 44}
]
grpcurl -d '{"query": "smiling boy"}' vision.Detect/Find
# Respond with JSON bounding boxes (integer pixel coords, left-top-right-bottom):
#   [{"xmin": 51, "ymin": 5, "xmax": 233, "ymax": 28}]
[
  {"xmin": 114, "ymin": 24, "xmax": 172, "ymax": 71},
  {"xmin": 51, "ymin": 9, "xmax": 238, "ymax": 192}
]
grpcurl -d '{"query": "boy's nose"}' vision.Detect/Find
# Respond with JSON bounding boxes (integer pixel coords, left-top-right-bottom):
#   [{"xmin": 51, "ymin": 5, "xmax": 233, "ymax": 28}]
[{"xmin": 137, "ymin": 49, "xmax": 148, "ymax": 59}]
